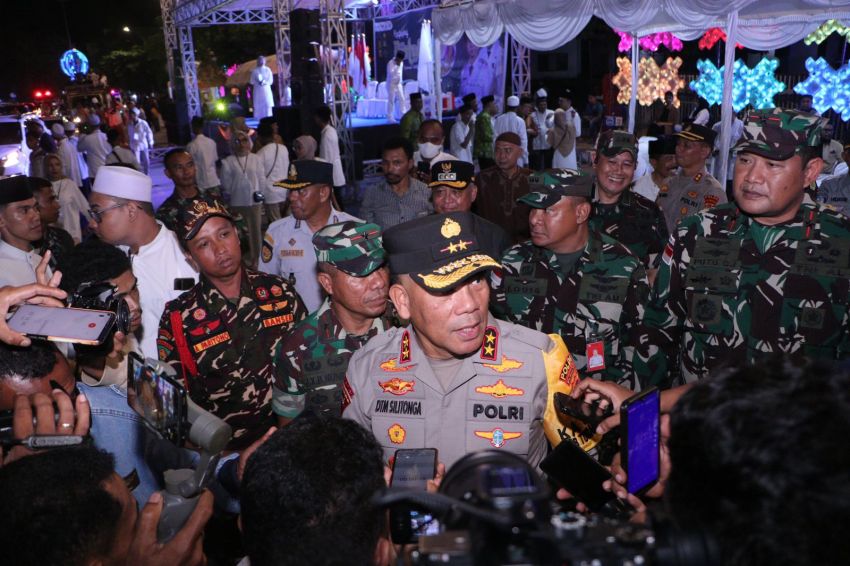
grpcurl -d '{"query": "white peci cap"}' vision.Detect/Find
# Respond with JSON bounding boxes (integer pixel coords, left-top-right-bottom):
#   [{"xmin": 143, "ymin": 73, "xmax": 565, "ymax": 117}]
[
  {"xmin": 536, "ymin": 88, "xmax": 547, "ymax": 99},
  {"xmin": 507, "ymin": 95, "xmax": 520, "ymax": 107},
  {"xmin": 92, "ymin": 165, "xmax": 152, "ymax": 203}
]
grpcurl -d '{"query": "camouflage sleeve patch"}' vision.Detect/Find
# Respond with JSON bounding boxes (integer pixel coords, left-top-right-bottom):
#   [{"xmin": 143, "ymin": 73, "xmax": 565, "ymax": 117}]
[{"xmin": 157, "ymin": 328, "xmax": 175, "ymax": 361}]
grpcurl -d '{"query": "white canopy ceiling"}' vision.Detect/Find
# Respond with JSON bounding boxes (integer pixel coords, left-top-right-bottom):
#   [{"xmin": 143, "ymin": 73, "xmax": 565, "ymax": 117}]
[{"xmin": 432, "ymin": 0, "xmax": 850, "ymax": 49}]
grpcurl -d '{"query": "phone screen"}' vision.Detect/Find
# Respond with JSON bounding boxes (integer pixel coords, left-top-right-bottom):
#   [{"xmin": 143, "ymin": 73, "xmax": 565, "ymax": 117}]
[
  {"xmin": 390, "ymin": 448, "xmax": 438, "ymax": 544},
  {"xmin": 622, "ymin": 388, "xmax": 660, "ymax": 494},
  {"xmin": 484, "ymin": 465, "xmax": 536, "ymax": 497},
  {"xmin": 540, "ymin": 439, "xmax": 616, "ymax": 511},
  {"xmin": 7, "ymin": 305, "xmax": 115, "ymax": 345},
  {"xmin": 127, "ymin": 354, "xmax": 186, "ymax": 443}
]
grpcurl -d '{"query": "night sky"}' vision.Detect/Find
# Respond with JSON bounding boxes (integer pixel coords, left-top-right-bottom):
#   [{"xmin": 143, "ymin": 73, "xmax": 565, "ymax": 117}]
[{"xmin": 0, "ymin": 0, "xmax": 161, "ymax": 99}]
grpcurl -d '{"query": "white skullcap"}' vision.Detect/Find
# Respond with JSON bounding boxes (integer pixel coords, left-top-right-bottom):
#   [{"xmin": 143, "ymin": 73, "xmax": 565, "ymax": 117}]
[
  {"xmin": 92, "ymin": 166, "xmax": 152, "ymax": 203},
  {"xmin": 536, "ymin": 88, "xmax": 547, "ymax": 99},
  {"xmin": 507, "ymin": 95, "xmax": 520, "ymax": 107},
  {"xmin": 51, "ymin": 123, "xmax": 66, "ymax": 137},
  {"xmin": 131, "ymin": 107, "xmax": 140, "ymax": 116}
]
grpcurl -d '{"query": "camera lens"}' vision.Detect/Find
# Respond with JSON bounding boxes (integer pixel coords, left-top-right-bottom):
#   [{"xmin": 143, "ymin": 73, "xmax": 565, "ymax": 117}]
[{"xmin": 113, "ymin": 297, "xmax": 132, "ymax": 334}]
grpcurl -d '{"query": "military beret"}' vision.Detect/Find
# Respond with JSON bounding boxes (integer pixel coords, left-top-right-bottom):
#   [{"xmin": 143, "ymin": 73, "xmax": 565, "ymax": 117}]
[
  {"xmin": 177, "ymin": 198, "xmax": 235, "ymax": 241},
  {"xmin": 429, "ymin": 160, "xmax": 475, "ymax": 190},
  {"xmin": 518, "ymin": 168, "xmax": 593, "ymax": 209},
  {"xmin": 0, "ymin": 176, "xmax": 34, "ymax": 205},
  {"xmin": 676, "ymin": 123, "xmax": 717, "ymax": 146},
  {"xmin": 274, "ymin": 160, "xmax": 334, "ymax": 190},
  {"xmin": 383, "ymin": 212, "xmax": 499, "ymax": 292},
  {"xmin": 596, "ymin": 130, "xmax": 638, "ymax": 159},
  {"xmin": 735, "ymin": 108, "xmax": 827, "ymax": 161},
  {"xmin": 313, "ymin": 221, "xmax": 386, "ymax": 277}
]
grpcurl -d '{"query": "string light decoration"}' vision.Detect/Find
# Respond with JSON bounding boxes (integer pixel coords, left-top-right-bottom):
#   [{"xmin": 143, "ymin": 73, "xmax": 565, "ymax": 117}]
[
  {"xmin": 612, "ymin": 56, "xmax": 684, "ymax": 106},
  {"xmin": 794, "ymin": 57, "xmax": 850, "ymax": 120},
  {"xmin": 690, "ymin": 58, "xmax": 786, "ymax": 112},
  {"xmin": 804, "ymin": 20, "xmax": 850, "ymax": 45},
  {"xmin": 698, "ymin": 28, "xmax": 743, "ymax": 50},
  {"xmin": 616, "ymin": 30, "xmax": 683, "ymax": 53}
]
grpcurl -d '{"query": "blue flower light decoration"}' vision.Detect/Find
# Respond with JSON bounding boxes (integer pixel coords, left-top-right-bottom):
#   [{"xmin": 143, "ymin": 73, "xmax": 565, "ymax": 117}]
[
  {"xmin": 690, "ymin": 58, "xmax": 785, "ymax": 112},
  {"xmin": 60, "ymin": 49, "xmax": 90, "ymax": 79},
  {"xmin": 794, "ymin": 57, "xmax": 850, "ymax": 121}
]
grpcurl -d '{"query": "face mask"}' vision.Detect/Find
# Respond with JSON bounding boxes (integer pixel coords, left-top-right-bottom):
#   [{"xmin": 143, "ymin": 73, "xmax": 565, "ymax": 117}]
[{"xmin": 419, "ymin": 142, "xmax": 441, "ymax": 159}]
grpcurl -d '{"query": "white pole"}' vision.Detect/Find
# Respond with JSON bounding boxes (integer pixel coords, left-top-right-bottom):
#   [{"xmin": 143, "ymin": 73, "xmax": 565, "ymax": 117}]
[
  {"xmin": 628, "ymin": 35, "xmax": 638, "ymax": 134},
  {"xmin": 718, "ymin": 11, "xmax": 739, "ymax": 187}
]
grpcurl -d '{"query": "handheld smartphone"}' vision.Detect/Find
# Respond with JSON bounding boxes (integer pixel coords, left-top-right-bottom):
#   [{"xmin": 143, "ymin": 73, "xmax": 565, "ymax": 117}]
[
  {"xmin": 620, "ymin": 387, "xmax": 660, "ymax": 495},
  {"xmin": 554, "ymin": 392, "xmax": 613, "ymax": 435},
  {"xmin": 390, "ymin": 448, "xmax": 439, "ymax": 544},
  {"xmin": 7, "ymin": 305, "xmax": 115, "ymax": 346},
  {"xmin": 127, "ymin": 353, "xmax": 187, "ymax": 444},
  {"xmin": 540, "ymin": 439, "xmax": 618, "ymax": 512}
]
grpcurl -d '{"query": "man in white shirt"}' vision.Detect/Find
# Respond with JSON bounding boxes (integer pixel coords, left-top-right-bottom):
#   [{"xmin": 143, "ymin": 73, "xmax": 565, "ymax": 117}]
[
  {"xmin": 711, "ymin": 113, "xmax": 745, "ymax": 190},
  {"xmin": 127, "ymin": 109, "xmax": 154, "ymax": 174},
  {"xmin": 633, "ymin": 136, "xmax": 678, "ymax": 202},
  {"xmin": 63, "ymin": 122, "xmax": 89, "ymax": 186},
  {"xmin": 0, "ymin": 176, "xmax": 49, "ymax": 287},
  {"xmin": 104, "ymin": 128, "xmax": 142, "ymax": 171},
  {"xmin": 493, "ymin": 96, "xmax": 528, "ymax": 167},
  {"xmin": 412, "ymin": 120, "xmax": 455, "ymax": 183},
  {"xmin": 259, "ymin": 160, "xmax": 360, "ymax": 312},
  {"xmin": 87, "ymin": 166, "xmax": 198, "ymax": 359},
  {"xmin": 256, "ymin": 120, "xmax": 289, "ymax": 223},
  {"xmin": 552, "ymin": 90, "xmax": 582, "ymax": 169},
  {"xmin": 386, "ymin": 50, "xmax": 406, "ymax": 123},
  {"xmin": 314, "ymin": 106, "xmax": 346, "ymax": 190},
  {"xmin": 821, "ymin": 123, "xmax": 845, "ymax": 174},
  {"xmin": 51, "ymin": 123, "xmax": 83, "ymax": 188},
  {"xmin": 449, "ymin": 105, "xmax": 475, "ymax": 164},
  {"xmin": 187, "ymin": 116, "xmax": 221, "ymax": 190},
  {"xmin": 530, "ymin": 88, "xmax": 555, "ymax": 170},
  {"xmin": 78, "ymin": 115, "xmax": 110, "ymax": 181},
  {"xmin": 250, "ymin": 55, "xmax": 275, "ymax": 119}
]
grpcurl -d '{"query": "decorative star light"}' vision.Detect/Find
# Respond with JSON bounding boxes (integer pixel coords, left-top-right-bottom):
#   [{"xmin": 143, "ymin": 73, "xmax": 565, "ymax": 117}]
[
  {"xmin": 804, "ymin": 20, "xmax": 850, "ymax": 45},
  {"xmin": 794, "ymin": 57, "xmax": 850, "ymax": 121},
  {"xmin": 690, "ymin": 58, "xmax": 786, "ymax": 112},
  {"xmin": 615, "ymin": 30, "xmax": 683, "ymax": 53},
  {"xmin": 611, "ymin": 56, "xmax": 683, "ymax": 107},
  {"xmin": 698, "ymin": 28, "xmax": 743, "ymax": 50}
]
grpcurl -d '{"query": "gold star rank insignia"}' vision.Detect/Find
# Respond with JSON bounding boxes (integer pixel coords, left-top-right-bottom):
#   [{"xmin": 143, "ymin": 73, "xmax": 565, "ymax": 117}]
[
  {"xmin": 480, "ymin": 325, "xmax": 498, "ymax": 361},
  {"xmin": 399, "ymin": 330, "xmax": 412, "ymax": 363}
]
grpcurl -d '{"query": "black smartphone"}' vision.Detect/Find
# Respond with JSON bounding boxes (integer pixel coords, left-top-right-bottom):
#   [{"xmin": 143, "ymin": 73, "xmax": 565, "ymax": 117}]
[
  {"xmin": 620, "ymin": 387, "xmax": 660, "ymax": 495},
  {"xmin": 7, "ymin": 305, "xmax": 115, "ymax": 346},
  {"xmin": 540, "ymin": 439, "xmax": 618, "ymax": 512},
  {"xmin": 127, "ymin": 353, "xmax": 187, "ymax": 444},
  {"xmin": 554, "ymin": 392, "xmax": 613, "ymax": 435},
  {"xmin": 390, "ymin": 448, "xmax": 439, "ymax": 544}
]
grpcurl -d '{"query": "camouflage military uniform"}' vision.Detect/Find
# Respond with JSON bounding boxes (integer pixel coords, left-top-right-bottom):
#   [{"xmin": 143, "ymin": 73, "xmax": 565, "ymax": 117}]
[
  {"xmin": 657, "ymin": 170, "xmax": 726, "ymax": 233},
  {"xmin": 638, "ymin": 108, "xmax": 850, "ymax": 388},
  {"xmin": 157, "ymin": 268, "xmax": 307, "ymax": 450},
  {"xmin": 155, "ymin": 186, "xmax": 250, "ymax": 255},
  {"xmin": 590, "ymin": 187, "xmax": 669, "ymax": 267},
  {"xmin": 274, "ymin": 298, "xmax": 396, "ymax": 418},
  {"xmin": 492, "ymin": 231, "xmax": 648, "ymax": 389}
]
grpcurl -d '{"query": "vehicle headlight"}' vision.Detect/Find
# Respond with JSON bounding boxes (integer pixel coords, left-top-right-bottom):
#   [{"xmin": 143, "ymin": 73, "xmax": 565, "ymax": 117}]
[{"xmin": 1, "ymin": 151, "xmax": 19, "ymax": 167}]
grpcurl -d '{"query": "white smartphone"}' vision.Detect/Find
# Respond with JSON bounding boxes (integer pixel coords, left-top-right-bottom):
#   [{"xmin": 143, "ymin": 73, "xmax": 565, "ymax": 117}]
[{"xmin": 7, "ymin": 305, "xmax": 116, "ymax": 346}]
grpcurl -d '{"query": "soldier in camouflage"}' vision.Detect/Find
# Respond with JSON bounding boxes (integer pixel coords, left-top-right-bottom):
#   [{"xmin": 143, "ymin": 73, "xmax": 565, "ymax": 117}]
[
  {"xmin": 587, "ymin": 130, "xmax": 669, "ymax": 273},
  {"xmin": 491, "ymin": 169, "xmax": 649, "ymax": 390},
  {"xmin": 657, "ymin": 124, "xmax": 727, "ymax": 233},
  {"xmin": 156, "ymin": 148, "xmax": 251, "ymax": 262},
  {"xmin": 639, "ymin": 108, "xmax": 850, "ymax": 389},
  {"xmin": 157, "ymin": 197, "xmax": 307, "ymax": 450},
  {"xmin": 273, "ymin": 220, "xmax": 396, "ymax": 424}
]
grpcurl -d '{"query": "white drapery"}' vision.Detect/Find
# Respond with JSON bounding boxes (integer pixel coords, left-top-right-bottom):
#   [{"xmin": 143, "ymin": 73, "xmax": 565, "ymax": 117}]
[{"xmin": 418, "ymin": 20, "xmax": 437, "ymax": 117}]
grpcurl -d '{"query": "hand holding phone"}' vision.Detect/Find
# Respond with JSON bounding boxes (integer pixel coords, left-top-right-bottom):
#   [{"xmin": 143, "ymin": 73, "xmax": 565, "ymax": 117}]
[
  {"xmin": 390, "ymin": 448, "xmax": 439, "ymax": 544},
  {"xmin": 620, "ymin": 388, "xmax": 660, "ymax": 495},
  {"xmin": 7, "ymin": 305, "xmax": 115, "ymax": 346},
  {"xmin": 554, "ymin": 392, "xmax": 613, "ymax": 436},
  {"xmin": 540, "ymin": 440, "xmax": 619, "ymax": 512},
  {"xmin": 127, "ymin": 353, "xmax": 187, "ymax": 444}
]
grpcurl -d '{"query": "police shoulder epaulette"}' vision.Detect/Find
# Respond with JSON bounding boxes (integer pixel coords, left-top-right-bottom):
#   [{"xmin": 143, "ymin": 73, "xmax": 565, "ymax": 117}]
[{"xmin": 499, "ymin": 321, "xmax": 551, "ymax": 351}]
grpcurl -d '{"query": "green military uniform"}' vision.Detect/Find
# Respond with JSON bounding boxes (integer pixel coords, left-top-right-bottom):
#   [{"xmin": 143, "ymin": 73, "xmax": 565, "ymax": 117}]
[
  {"xmin": 342, "ymin": 212, "xmax": 587, "ymax": 468},
  {"xmin": 400, "ymin": 108, "xmax": 423, "ymax": 152},
  {"xmin": 273, "ymin": 220, "xmax": 396, "ymax": 419},
  {"xmin": 474, "ymin": 109, "xmax": 495, "ymax": 163},
  {"xmin": 156, "ymin": 199, "xmax": 307, "ymax": 450},
  {"xmin": 588, "ymin": 130, "xmax": 669, "ymax": 267},
  {"xmin": 639, "ymin": 108, "xmax": 850, "ymax": 388},
  {"xmin": 491, "ymin": 170, "xmax": 648, "ymax": 390}
]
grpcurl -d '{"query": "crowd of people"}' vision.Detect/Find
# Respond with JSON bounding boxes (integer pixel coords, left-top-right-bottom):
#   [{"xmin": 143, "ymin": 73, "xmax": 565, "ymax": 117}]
[{"xmin": 0, "ymin": 84, "xmax": 848, "ymax": 566}]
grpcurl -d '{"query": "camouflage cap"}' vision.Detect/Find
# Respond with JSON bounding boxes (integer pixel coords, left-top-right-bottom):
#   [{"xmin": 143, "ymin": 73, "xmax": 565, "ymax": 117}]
[
  {"xmin": 735, "ymin": 108, "xmax": 826, "ymax": 161},
  {"xmin": 518, "ymin": 168, "xmax": 593, "ymax": 209},
  {"xmin": 312, "ymin": 221, "xmax": 386, "ymax": 277},
  {"xmin": 177, "ymin": 198, "xmax": 234, "ymax": 241},
  {"xmin": 596, "ymin": 130, "xmax": 638, "ymax": 158}
]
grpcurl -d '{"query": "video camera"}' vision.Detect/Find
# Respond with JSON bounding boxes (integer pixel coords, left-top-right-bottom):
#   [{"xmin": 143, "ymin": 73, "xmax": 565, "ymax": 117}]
[
  {"xmin": 373, "ymin": 450, "xmax": 717, "ymax": 566},
  {"xmin": 127, "ymin": 354, "xmax": 232, "ymax": 542},
  {"xmin": 68, "ymin": 281, "xmax": 132, "ymax": 335}
]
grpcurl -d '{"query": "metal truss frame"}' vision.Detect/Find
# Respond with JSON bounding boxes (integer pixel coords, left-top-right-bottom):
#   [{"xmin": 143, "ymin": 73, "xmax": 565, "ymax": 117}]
[
  {"xmin": 178, "ymin": 26, "xmax": 203, "ymax": 117},
  {"xmin": 272, "ymin": 0, "xmax": 292, "ymax": 105},
  {"xmin": 194, "ymin": 8, "xmax": 274, "ymax": 24},
  {"xmin": 174, "ymin": 0, "xmax": 234, "ymax": 26},
  {"xmin": 510, "ymin": 34, "xmax": 530, "ymax": 97},
  {"xmin": 160, "ymin": 0, "xmax": 178, "ymax": 92},
  {"xmin": 320, "ymin": 0, "xmax": 354, "ymax": 183}
]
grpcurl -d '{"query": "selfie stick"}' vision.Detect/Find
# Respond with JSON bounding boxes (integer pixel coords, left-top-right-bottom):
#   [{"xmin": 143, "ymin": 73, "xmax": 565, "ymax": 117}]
[{"xmin": 144, "ymin": 358, "xmax": 233, "ymax": 543}]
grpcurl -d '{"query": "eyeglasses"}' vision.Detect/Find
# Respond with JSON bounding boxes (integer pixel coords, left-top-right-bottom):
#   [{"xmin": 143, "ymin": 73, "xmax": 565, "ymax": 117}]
[{"xmin": 88, "ymin": 203, "xmax": 126, "ymax": 223}]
